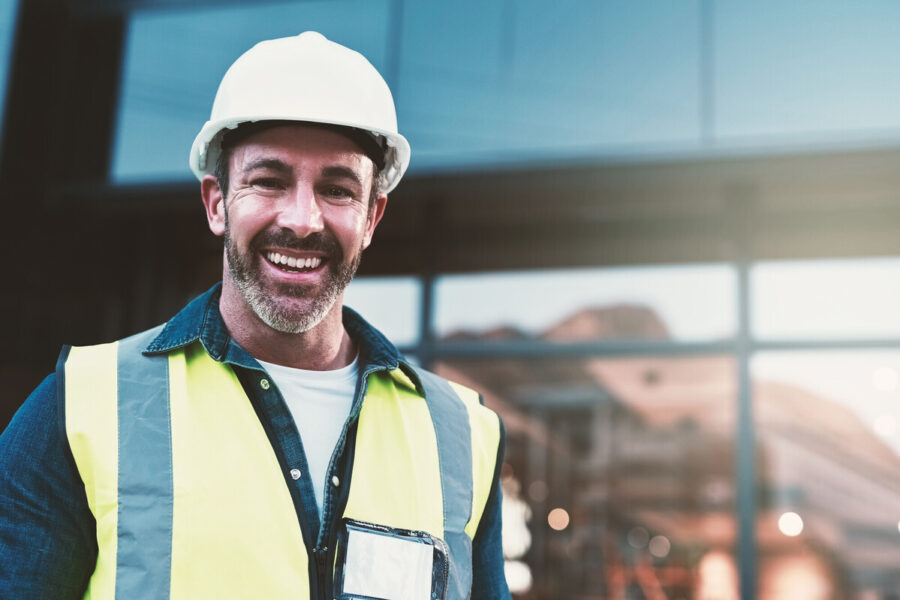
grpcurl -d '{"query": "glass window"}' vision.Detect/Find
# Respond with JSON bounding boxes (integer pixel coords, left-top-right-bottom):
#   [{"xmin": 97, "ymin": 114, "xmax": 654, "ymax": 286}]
[
  {"xmin": 752, "ymin": 351, "xmax": 900, "ymax": 598},
  {"xmin": 402, "ymin": 0, "xmax": 702, "ymax": 171},
  {"xmin": 435, "ymin": 355, "xmax": 736, "ymax": 599},
  {"xmin": 110, "ymin": 1, "xmax": 900, "ymax": 182},
  {"xmin": 344, "ymin": 277, "xmax": 420, "ymax": 347},
  {"xmin": 113, "ymin": 0, "xmax": 705, "ymax": 181},
  {"xmin": 435, "ymin": 265, "xmax": 736, "ymax": 343},
  {"xmin": 112, "ymin": 0, "xmax": 392, "ymax": 182},
  {"xmin": 752, "ymin": 257, "xmax": 900, "ymax": 340},
  {"xmin": 0, "ymin": 0, "xmax": 19, "ymax": 140},
  {"xmin": 716, "ymin": 1, "xmax": 900, "ymax": 143}
]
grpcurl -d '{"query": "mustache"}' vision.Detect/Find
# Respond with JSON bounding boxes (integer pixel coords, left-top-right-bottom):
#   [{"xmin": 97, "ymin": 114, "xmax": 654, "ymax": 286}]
[{"xmin": 251, "ymin": 229, "xmax": 343, "ymax": 260}]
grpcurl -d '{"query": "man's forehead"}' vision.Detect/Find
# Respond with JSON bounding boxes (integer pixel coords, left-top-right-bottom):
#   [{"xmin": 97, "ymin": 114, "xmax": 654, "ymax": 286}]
[
  {"xmin": 227, "ymin": 121, "xmax": 380, "ymax": 166},
  {"xmin": 231, "ymin": 124, "xmax": 375, "ymax": 176}
]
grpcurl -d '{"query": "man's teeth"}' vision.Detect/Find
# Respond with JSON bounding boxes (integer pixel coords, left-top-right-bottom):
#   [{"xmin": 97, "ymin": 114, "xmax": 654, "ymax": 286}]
[{"xmin": 266, "ymin": 252, "xmax": 323, "ymax": 270}]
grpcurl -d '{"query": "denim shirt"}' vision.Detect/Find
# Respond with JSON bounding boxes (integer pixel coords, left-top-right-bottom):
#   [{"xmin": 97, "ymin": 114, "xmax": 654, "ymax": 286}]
[{"xmin": 0, "ymin": 284, "xmax": 510, "ymax": 600}]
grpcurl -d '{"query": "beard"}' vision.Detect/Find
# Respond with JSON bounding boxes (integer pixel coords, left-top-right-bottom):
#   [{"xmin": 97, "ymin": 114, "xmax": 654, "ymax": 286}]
[{"xmin": 224, "ymin": 223, "xmax": 362, "ymax": 334}]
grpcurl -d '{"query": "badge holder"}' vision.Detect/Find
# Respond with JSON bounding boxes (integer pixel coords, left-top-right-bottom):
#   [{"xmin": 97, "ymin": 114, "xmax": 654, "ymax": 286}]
[{"xmin": 334, "ymin": 518, "xmax": 450, "ymax": 600}]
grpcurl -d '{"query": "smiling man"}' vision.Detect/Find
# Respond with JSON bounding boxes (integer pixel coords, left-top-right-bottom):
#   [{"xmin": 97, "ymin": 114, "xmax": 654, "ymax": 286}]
[
  {"xmin": 0, "ymin": 32, "xmax": 510, "ymax": 600},
  {"xmin": 210, "ymin": 123, "xmax": 385, "ymax": 367}
]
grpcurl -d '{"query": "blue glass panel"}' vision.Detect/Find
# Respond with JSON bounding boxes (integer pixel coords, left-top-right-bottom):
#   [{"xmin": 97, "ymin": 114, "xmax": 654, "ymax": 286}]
[
  {"xmin": 0, "ymin": 0, "xmax": 19, "ymax": 141},
  {"xmin": 114, "ymin": 1, "xmax": 703, "ymax": 181},
  {"xmin": 111, "ymin": 1, "xmax": 900, "ymax": 182},
  {"xmin": 717, "ymin": 0, "xmax": 900, "ymax": 143},
  {"xmin": 112, "ymin": 0, "xmax": 391, "ymax": 182},
  {"xmin": 400, "ymin": 0, "xmax": 703, "ymax": 171}
]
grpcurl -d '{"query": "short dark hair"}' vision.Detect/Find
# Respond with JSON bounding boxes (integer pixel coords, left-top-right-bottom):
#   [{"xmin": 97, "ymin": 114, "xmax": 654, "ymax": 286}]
[{"xmin": 214, "ymin": 120, "xmax": 386, "ymax": 210}]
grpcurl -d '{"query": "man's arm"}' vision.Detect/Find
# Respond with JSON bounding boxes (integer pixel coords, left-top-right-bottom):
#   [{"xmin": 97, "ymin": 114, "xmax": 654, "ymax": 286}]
[
  {"xmin": 471, "ymin": 421, "xmax": 512, "ymax": 600},
  {"xmin": 0, "ymin": 374, "xmax": 97, "ymax": 598}
]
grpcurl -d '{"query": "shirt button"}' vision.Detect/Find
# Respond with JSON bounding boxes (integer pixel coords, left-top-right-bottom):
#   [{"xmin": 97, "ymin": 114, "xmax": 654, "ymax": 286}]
[
  {"xmin": 332, "ymin": 475, "xmax": 340, "ymax": 487},
  {"xmin": 290, "ymin": 469, "xmax": 302, "ymax": 480},
  {"xmin": 260, "ymin": 378, "xmax": 270, "ymax": 390}
]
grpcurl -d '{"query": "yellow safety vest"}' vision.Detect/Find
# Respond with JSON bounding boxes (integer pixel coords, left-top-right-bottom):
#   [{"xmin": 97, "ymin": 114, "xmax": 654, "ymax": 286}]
[{"xmin": 61, "ymin": 325, "xmax": 501, "ymax": 599}]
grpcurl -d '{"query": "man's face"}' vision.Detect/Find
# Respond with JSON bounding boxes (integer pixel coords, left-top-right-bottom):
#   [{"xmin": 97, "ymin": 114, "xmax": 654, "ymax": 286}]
[{"xmin": 203, "ymin": 124, "xmax": 386, "ymax": 334}]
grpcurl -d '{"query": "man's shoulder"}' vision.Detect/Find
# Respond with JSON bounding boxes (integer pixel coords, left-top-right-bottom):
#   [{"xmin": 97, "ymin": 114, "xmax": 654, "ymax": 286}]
[
  {"xmin": 411, "ymin": 366, "xmax": 481, "ymax": 405},
  {"xmin": 2, "ymin": 373, "xmax": 59, "ymax": 444},
  {"xmin": 407, "ymin": 365, "xmax": 501, "ymax": 430},
  {"xmin": 64, "ymin": 285, "xmax": 223, "ymax": 363},
  {"xmin": 61, "ymin": 324, "xmax": 167, "ymax": 371}
]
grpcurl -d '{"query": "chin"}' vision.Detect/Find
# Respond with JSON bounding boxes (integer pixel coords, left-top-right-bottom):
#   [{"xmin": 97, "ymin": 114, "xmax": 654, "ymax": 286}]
[{"xmin": 250, "ymin": 294, "xmax": 336, "ymax": 335}]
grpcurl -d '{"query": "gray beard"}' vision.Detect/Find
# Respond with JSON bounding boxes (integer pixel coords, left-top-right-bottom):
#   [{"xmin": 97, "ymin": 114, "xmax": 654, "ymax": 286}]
[{"xmin": 224, "ymin": 226, "xmax": 361, "ymax": 334}]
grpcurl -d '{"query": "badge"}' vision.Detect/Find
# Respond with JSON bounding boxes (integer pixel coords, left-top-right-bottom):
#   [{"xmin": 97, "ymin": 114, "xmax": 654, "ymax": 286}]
[{"xmin": 334, "ymin": 518, "xmax": 450, "ymax": 600}]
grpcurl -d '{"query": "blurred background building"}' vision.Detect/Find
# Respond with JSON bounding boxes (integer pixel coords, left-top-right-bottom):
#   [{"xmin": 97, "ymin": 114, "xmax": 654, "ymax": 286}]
[{"xmin": 3, "ymin": 1, "xmax": 900, "ymax": 598}]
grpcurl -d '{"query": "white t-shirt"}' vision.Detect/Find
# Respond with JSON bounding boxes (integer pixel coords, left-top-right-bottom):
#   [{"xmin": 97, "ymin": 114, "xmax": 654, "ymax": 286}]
[{"xmin": 257, "ymin": 356, "xmax": 358, "ymax": 516}]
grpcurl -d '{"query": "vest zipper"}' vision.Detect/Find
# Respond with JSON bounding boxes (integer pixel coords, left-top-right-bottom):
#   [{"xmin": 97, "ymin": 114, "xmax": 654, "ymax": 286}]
[{"xmin": 314, "ymin": 545, "xmax": 329, "ymax": 600}]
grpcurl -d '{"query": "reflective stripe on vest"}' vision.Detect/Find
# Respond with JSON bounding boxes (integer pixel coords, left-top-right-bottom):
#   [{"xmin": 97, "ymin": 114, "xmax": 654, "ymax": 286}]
[
  {"xmin": 115, "ymin": 326, "xmax": 172, "ymax": 598},
  {"xmin": 63, "ymin": 332, "xmax": 500, "ymax": 600},
  {"xmin": 418, "ymin": 369, "xmax": 473, "ymax": 599}
]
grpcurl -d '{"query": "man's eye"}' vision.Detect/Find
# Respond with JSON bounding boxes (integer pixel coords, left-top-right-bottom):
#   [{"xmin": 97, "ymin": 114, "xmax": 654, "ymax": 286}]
[
  {"xmin": 323, "ymin": 185, "xmax": 354, "ymax": 199},
  {"xmin": 252, "ymin": 178, "xmax": 285, "ymax": 190}
]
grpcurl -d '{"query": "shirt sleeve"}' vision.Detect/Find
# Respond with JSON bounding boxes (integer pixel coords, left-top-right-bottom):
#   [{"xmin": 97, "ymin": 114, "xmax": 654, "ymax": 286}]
[
  {"xmin": 0, "ymin": 373, "xmax": 97, "ymax": 598},
  {"xmin": 470, "ymin": 419, "xmax": 512, "ymax": 600}
]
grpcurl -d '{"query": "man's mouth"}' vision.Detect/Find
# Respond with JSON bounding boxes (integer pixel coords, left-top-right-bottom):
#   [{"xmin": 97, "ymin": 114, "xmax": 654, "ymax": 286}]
[{"xmin": 265, "ymin": 251, "xmax": 324, "ymax": 273}]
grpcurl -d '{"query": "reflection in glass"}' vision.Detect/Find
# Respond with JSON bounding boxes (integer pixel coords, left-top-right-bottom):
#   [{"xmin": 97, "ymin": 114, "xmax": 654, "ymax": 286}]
[
  {"xmin": 436, "ymin": 265, "xmax": 736, "ymax": 343},
  {"xmin": 344, "ymin": 277, "xmax": 420, "ymax": 347},
  {"xmin": 753, "ymin": 351, "xmax": 900, "ymax": 598},
  {"xmin": 752, "ymin": 257, "xmax": 900, "ymax": 340},
  {"xmin": 436, "ymin": 355, "xmax": 736, "ymax": 599}
]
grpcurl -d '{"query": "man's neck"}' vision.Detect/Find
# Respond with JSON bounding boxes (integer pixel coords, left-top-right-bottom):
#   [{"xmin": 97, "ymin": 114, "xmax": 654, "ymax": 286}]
[{"xmin": 218, "ymin": 280, "xmax": 356, "ymax": 371}]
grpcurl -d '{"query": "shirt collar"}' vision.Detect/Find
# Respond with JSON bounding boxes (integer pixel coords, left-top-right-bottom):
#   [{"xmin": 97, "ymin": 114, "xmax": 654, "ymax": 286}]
[{"xmin": 142, "ymin": 282, "xmax": 421, "ymax": 391}]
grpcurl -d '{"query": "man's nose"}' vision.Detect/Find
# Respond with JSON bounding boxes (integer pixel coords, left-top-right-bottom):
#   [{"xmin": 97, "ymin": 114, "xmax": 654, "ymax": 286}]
[{"xmin": 276, "ymin": 185, "xmax": 324, "ymax": 237}]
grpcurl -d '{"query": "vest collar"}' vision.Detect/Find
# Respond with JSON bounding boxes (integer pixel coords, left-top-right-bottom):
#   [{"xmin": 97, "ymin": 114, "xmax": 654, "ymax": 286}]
[{"xmin": 142, "ymin": 283, "xmax": 421, "ymax": 393}]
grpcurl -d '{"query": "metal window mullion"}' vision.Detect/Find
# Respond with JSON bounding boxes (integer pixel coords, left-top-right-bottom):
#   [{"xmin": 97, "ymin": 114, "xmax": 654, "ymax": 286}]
[
  {"xmin": 405, "ymin": 337, "xmax": 900, "ymax": 360},
  {"xmin": 700, "ymin": 0, "xmax": 715, "ymax": 145},
  {"xmin": 417, "ymin": 198, "xmax": 441, "ymax": 370},
  {"xmin": 735, "ymin": 258, "xmax": 757, "ymax": 600},
  {"xmin": 418, "ymin": 273, "xmax": 436, "ymax": 368}
]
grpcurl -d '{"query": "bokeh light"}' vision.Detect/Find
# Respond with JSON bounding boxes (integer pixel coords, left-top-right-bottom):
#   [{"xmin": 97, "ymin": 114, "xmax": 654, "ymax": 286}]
[
  {"xmin": 778, "ymin": 511, "xmax": 804, "ymax": 537},
  {"xmin": 501, "ymin": 477, "xmax": 532, "ymax": 559},
  {"xmin": 649, "ymin": 535, "xmax": 671, "ymax": 558},
  {"xmin": 695, "ymin": 551, "xmax": 738, "ymax": 600},
  {"xmin": 504, "ymin": 560, "xmax": 532, "ymax": 594},
  {"xmin": 547, "ymin": 508, "xmax": 570, "ymax": 531},
  {"xmin": 627, "ymin": 526, "xmax": 650, "ymax": 549}
]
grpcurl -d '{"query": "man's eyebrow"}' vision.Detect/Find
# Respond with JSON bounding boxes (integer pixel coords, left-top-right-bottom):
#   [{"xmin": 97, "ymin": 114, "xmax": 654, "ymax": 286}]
[
  {"xmin": 242, "ymin": 158, "xmax": 294, "ymax": 176},
  {"xmin": 321, "ymin": 166, "xmax": 363, "ymax": 186}
]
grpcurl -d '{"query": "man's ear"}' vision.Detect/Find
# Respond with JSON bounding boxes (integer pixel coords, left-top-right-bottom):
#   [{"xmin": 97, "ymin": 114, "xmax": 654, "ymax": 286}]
[
  {"xmin": 362, "ymin": 192, "xmax": 388, "ymax": 250},
  {"xmin": 201, "ymin": 175, "xmax": 227, "ymax": 237}
]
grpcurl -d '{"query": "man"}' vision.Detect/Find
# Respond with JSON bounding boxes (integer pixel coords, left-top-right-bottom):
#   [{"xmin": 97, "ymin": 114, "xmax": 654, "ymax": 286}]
[{"xmin": 0, "ymin": 32, "xmax": 510, "ymax": 600}]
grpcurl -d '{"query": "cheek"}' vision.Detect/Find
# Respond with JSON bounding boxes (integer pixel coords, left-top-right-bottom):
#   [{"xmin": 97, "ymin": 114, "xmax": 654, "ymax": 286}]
[
  {"xmin": 326, "ymin": 208, "xmax": 370, "ymax": 239},
  {"xmin": 227, "ymin": 204, "xmax": 272, "ymax": 238}
]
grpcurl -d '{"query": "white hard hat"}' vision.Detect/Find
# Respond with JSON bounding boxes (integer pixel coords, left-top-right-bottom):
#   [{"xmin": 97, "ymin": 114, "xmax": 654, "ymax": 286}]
[{"xmin": 189, "ymin": 31, "xmax": 410, "ymax": 193}]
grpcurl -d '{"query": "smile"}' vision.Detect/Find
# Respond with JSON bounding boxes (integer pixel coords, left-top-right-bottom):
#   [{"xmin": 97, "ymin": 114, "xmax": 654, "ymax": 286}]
[{"xmin": 265, "ymin": 251, "xmax": 324, "ymax": 273}]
